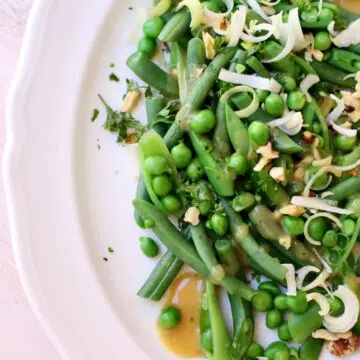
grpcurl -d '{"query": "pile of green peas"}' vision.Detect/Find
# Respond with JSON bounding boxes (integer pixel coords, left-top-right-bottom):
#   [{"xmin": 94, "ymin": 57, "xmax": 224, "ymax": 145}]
[{"xmin": 138, "ymin": 17, "xmax": 166, "ymax": 56}]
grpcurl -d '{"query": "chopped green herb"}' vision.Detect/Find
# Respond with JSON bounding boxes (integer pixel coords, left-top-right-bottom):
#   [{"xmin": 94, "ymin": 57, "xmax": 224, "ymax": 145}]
[
  {"xmin": 126, "ymin": 78, "xmax": 140, "ymax": 92},
  {"xmin": 128, "ymin": 6, "xmax": 133, "ymax": 10},
  {"xmin": 108, "ymin": 247, "xmax": 114, "ymax": 253},
  {"xmin": 102, "ymin": 257, "xmax": 109, "ymax": 262},
  {"xmin": 91, "ymin": 108, "xmax": 99, "ymax": 122},
  {"xmin": 110, "ymin": 63, "xmax": 115, "ymax": 68},
  {"xmin": 145, "ymin": 86, "xmax": 153, "ymax": 98},
  {"xmin": 97, "ymin": 144, "xmax": 101, "ymax": 150},
  {"xmin": 109, "ymin": 73, "xmax": 120, "ymax": 82}
]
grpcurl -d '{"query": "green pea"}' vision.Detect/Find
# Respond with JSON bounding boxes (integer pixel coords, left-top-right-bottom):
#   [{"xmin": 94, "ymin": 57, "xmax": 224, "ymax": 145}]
[
  {"xmin": 191, "ymin": 109, "xmax": 216, "ymax": 133},
  {"xmin": 288, "ymin": 91, "xmax": 306, "ymax": 111},
  {"xmin": 144, "ymin": 218, "xmax": 155, "ymax": 229},
  {"xmin": 152, "ymin": 174, "xmax": 172, "ymax": 196},
  {"xmin": 314, "ymin": 31, "xmax": 332, "ymax": 51},
  {"xmin": 256, "ymin": 89, "xmax": 270, "ymax": 103},
  {"xmin": 143, "ymin": 17, "xmax": 165, "ymax": 39},
  {"xmin": 171, "ymin": 143, "xmax": 192, "ymax": 169},
  {"xmin": 186, "ymin": 158, "xmax": 204, "ymax": 181},
  {"xmin": 162, "ymin": 195, "xmax": 182, "ymax": 212},
  {"xmin": 252, "ymin": 290, "xmax": 273, "ymax": 312},
  {"xmin": 158, "ymin": 306, "xmax": 181, "ymax": 329},
  {"xmin": 205, "ymin": 219, "xmax": 212, "ymax": 230},
  {"xmin": 274, "ymin": 349, "xmax": 290, "ymax": 360},
  {"xmin": 301, "ymin": 8, "xmax": 319, "ymax": 23},
  {"xmin": 319, "ymin": 8, "xmax": 334, "ymax": 22},
  {"xmin": 335, "ymin": 135, "xmax": 357, "ymax": 152},
  {"xmin": 248, "ymin": 121, "xmax": 270, "ymax": 145},
  {"xmin": 274, "ymin": 295, "xmax": 289, "ymax": 311},
  {"xmin": 265, "ymin": 342, "xmax": 289, "ymax": 360},
  {"xmin": 259, "ymin": 281, "xmax": 281, "ymax": 297},
  {"xmin": 329, "ymin": 296, "xmax": 344, "ymax": 317},
  {"xmin": 278, "ymin": 323, "xmax": 292, "ymax": 342},
  {"xmin": 322, "ymin": 230, "xmax": 338, "ymax": 247},
  {"xmin": 200, "ymin": 328, "xmax": 213, "ymax": 353},
  {"xmin": 247, "ymin": 342, "xmax": 264, "ymax": 359},
  {"xmin": 210, "ymin": 213, "xmax": 229, "ymax": 236},
  {"xmin": 137, "ymin": 36, "xmax": 157, "ymax": 56},
  {"xmin": 286, "ymin": 291, "xmax": 308, "ymax": 314},
  {"xmin": 312, "ymin": 121, "xmax": 321, "ymax": 134},
  {"xmin": 266, "ymin": 309, "xmax": 282, "ymax": 329},
  {"xmin": 282, "ymin": 216, "xmax": 305, "ymax": 236},
  {"xmin": 343, "ymin": 218, "xmax": 356, "ymax": 236},
  {"xmin": 140, "ymin": 236, "xmax": 159, "ymax": 258},
  {"xmin": 227, "ymin": 153, "xmax": 249, "ymax": 175},
  {"xmin": 280, "ymin": 75, "xmax": 297, "ymax": 93},
  {"xmin": 308, "ymin": 217, "xmax": 328, "ymax": 242},
  {"xmin": 144, "ymin": 155, "xmax": 169, "ymax": 175},
  {"xmin": 198, "ymin": 200, "xmax": 212, "ymax": 215},
  {"xmin": 265, "ymin": 94, "xmax": 285, "ymax": 117}
]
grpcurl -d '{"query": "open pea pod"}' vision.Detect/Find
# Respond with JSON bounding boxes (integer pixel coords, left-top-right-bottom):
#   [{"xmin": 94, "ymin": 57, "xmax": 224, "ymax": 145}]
[{"xmin": 139, "ymin": 129, "xmax": 183, "ymax": 215}]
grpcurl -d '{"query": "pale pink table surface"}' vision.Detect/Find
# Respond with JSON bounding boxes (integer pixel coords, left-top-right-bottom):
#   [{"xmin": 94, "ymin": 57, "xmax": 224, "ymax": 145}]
[{"xmin": 0, "ymin": 1, "xmax": 60, "ymax": 358}]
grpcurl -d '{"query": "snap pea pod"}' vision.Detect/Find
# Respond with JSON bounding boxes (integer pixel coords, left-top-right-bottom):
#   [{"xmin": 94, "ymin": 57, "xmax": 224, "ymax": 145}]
[
  {"xmin": 146, "ymin": 96, "xmax": 169, "ymax": 137},
  {"xmin": 134, "ymin": 177, "xmax": 152, "ymax": 228},
  {"xmin": 158, "ymin": 9, "xmax": 191, "ymax": 42},
  {"xmin": 215, "ymin": 240, "xmax": 240, "ymax": 277},
  {"xmin": 299, "ymin": 338, "xmax": 324, "ymax": 360},
  {"xmin": 336, "ymin": 145, "xmax": 360, "ymax": 166},
  {"xmin": 221, "ymin": 198, "xmax": 287, "ymax": 283},
  {"xmin": 302, "ymin": 102, "xmax": 316, "ymax": 130},
  {"xmin": 173, "ymin": 43, "xmax": 187, "ymax": 105},
  {"xmin": 249, "ymin": 205, "xmax": 322, "ymax": 269},
  {"xmin": 327, "ymin": 48, "xmax": 360, "ymax": 73},
  {"xmin": 294, "ymin": 55, "xmax": 317, "ymax": 75},
  {"xmin": 271, "ymin": 128, "xmax": 304, "ymax": 154},
  {"xmin": 225, "ymin": 104, "xmax": 249, "ymax": 156},
  {"xmin": 186, "ymin": 37, "xmax": 206, "ymax": 86},
  {"xmin": 311, "ymin": 61, "xmax": 356, "ymax": 89},
  {"xmin": 127, "ymin": 52, "xmax": 179, "ymax": 98},
  {"xmin": 139, "ymin": 130, "xmax": 183, "ymax": 215},
  {"xmin": 288, "ymin": 303, "xmax": 323, "ymax": 344},
  {"xmin": 327, "ymin": 176, "xmax": 360, "ymax": 202},
  {"xmin": 349, "ymin": 43, "xmax": 360, "ymax": 56},
  {"xmin": 251, "ymin": 171, "xmax": 290, "ymax": 207},
  {"xmin": 213, "ymin": 102, "xmax": 232, "ymax": 160},
  {"xmin": 301, "ymin": 19, "xmax": 332, "ymax": 29},
  {"xmin": 189, "ymin": 131, "xmax": 235, "ymax": 197},
  {"xmin": 245, "ymin": 56, "xmax": 269, "ymax": 77},
  {"xmin": 137, "ymin": 250, "xmax": 183, "ymax": 301},
  {"xmin": 247, "ymin": 258, "xmax": 286, "ymax": 285},
  {"xmin": 164, "ymin": 47, "xmax": 237, "ymax": 149}
]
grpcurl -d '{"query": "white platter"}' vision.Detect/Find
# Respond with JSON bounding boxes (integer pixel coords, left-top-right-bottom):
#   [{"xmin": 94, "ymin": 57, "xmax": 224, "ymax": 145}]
[{"xmin": 3, "ymin": 0, "xmax": 358, "ymax": 359}]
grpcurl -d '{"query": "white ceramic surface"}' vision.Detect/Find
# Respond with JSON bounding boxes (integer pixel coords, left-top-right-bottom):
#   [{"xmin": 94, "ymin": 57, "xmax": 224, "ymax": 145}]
[{"xmin": 3, "ymin": 0, "xmax": 359, "ymax": 359}]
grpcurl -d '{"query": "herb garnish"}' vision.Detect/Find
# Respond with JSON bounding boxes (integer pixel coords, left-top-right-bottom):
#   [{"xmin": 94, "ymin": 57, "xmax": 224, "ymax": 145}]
[
  {"xmin": 109, "ymin": 73, "xmax": 120, "ymax": 82},
  {"xmin": 91, "ymin": 108, "xmax": 100, "ymax": 122}
]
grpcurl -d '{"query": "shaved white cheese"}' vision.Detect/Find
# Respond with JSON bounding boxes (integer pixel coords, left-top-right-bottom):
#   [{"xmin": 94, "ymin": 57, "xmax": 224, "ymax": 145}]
[
  {"xmin": 324, "ymin": 286, "xmax": 360, "ymax": 333},
  {"xmin": 300, "ymin": 74, "xmax": 320, "ymax": 102},
  {"xmin": 333, "ymin": 159, "xmax": 360, "ymax": 173},
  {"xmin": 177, "ymin": 0, "xmax": 203, "ymax": 29},
  {"xmin": 327, "ymin": 21, "xmax": 338, "ymax": 37},
  {"xmin": 298, "ymin": 268, "xmax": 331, "ymax": 292},
  {"xmin": 220, "ymin": 85, "xmax": 259, "ymax": 118},
  {"xmin": 241, "ymin": 23, "xmax": 275, "ymax": 43},
  {"xmin": 219, "ymin": 68, "xmax": 282, "ymax": 93},
  {"xmin": 333, "ymin": 18, "xmax": 360, "ymax": 48},
  {"xmin": 312, "ymin": 329, "xmax": 339, "ymax": 341},
  {"xmin": 344, "ymin": 73, "xmax": 356, "ymax": 81},
  {"xmin": 296, "ymin": 265, "xmax": 320, "ymax": 288},
  {"xmin": 267, "ymin": 112, "xmax": 304, "ymax": 136},
  {"xmin": 203, "ymin": 0, "xmax": 233, "ymax": 20},
  {"xmin": 246, "ymin": 0, "xmax": 270, "ymax": 22},
  {"xmin": 263, "ymin": 29, "xmax": 295, "ymax": 63},
  {"xmin": 283, "ymin": 264, "xmax": 297, "ymax": 296},
  {"xmin": 184, "ymin": 207, "xmax": 200, "ymax": 225},
  {"xmin": 292, "ymin": 196, "xmax": 353, "ymax": 215},
  {"xmin": 152, "ymin": 0, "xmax": 172, "ymax": 16},
  {"xmin": 227, "ymin": 8, "xmax": 246, "ymax": 47},
  {"xmin": 307, "ymin": 293, "xmax": 330, "ymax": 316},
  {"xmin": 288, "ymin": 8, "xmax": 309, "ymax": 51},
  {"xmin": 313, "ymin": 248, "xmax": 333, "ymax": 273},
  {"xmin": 321, "ymin": 191, "xmax": 334, "ymax": 199}
]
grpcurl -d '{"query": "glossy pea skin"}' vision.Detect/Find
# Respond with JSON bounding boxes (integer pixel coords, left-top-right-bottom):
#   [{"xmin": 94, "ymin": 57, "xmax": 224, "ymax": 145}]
[
  {"xmin": 227, "ymin": 153, "xmax": 249, "ymax": 175},
  {"xmin": 152, "ymin": 175, "xmax": 172, "ymax": 196},
  {"xmin": 314, "ymin": 31, "xmax": 332, "ymax": 51},
  {"xmin": 322, "ymin": 230, "xmax": 338, "ymax": 247},
  {"xmin": 343, "ymin": 218, "xmax": 356, "ymax": 236},
  {"xmin": 259, "ymin": 281, "xmax": 281, "ymax": 297},
  {"xmin": 288, "ymin": 91, "xmax": 306, "ymax": 111},
  {"xmin": 265, "ymin": 94, "xmax": 285, "ymax": 117},
  {"xmin": 248, "ymin": 121, "xmax": 270, "ymax": 145},
  {"xmin": 144, "ymin": 155, "xmax": 169, "ymax": 175},
  {"xmin": 137, "ymin": 36, "xmax": 157, "ymax": 56},
  {"xmin": 286, "ymin": 291, "xmax": 308, "ymax": 314},
  {"xmin": 329, "ymin": 296, "xmax": 344, "ymax": 316},
  {"xmin": 335, "ymin": 135, "xmax": 357, "ymax": 151},
  {"xmin": 171, "ymin": 143, "xmax": 192, "ymax": 169},
  {"xmin": 282, "ymin": 216, "xmax": 305, "ymax": 236},
  {"xmin": 191, "ymin": 109, "xmax": 216, "ymax": 134},
  {"xmin": 274, "ymin": 295, "xmax": 289, "ymax": 311},
  {"xmin": 256, "ymin": 89, "xmax": 270, "ymax": 103},
  {"xmin": 186, "ymin": 158, "xmax": 204, "ymax": 181},
  {"xmin": 308, "ymin": 165, "xmax": 330, "ymax": 190},
  {"xmin": 312, "ymin": 121, "xmax": 321, "ymax": 134},
  {"xmin": 140, "ymin": 236, "xmax": 159, "ymax": 258},
  {"xmin": 278, "ymin": 323, "xmax": 292, "ymax": 342},
  {"xmin": 319, "ymin": 8, "xmax": 334, "ymax": 22},
  {"xmin": 210, "ymin": 213, "xmax": 229, "ymax": 236},
  {"xmin": 144, "ymin": 218, "xmax": 155, "ymax": 229},
  {"xmin": 161, "ymin": 195, "xmax": 182, "ymax": 212},
  {"xmin": 301, "ymin": 8, "xmax": 319, "ymax": 23},
  {"xmin": 308, "ymin": 217, "xmax": 328, "ymax": 242},
  {"xmin": 158, "ymin": 306, "xmax": 181, "ymax": 329},
  {"xmin": 202, "ymin": 1, "xmax": 222, "ymax": 12},
  {"xmin": 274, "ymin": 349, "xmax": 290, "ymax": 360},
  {"xmin": 280, "ymin": 75, "xmax": 297, "ymax": 93},
  {"xmin": 265, "ymin": 342, "xmax": 289, "ymax": 360},
  {"xmin": 266, "ymin": 309, "xmax": 283, "ymax": 329},
  {"xmin": 200, "ymin": 328, "xmax": 213, "ymax": 353},
  {"xmin": 143, "ymin": 17, "xmax": 165, "ymax": 39},
  {"xmin": 247, "ymin": 342, "xmax": 264, "ymax": 359},
  {"xmin": 252, "ymin": 290, "xmax": 273, "ymax": 312}
]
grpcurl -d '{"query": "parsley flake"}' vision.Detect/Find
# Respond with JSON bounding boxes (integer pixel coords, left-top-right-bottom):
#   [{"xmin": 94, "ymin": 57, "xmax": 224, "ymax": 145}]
[
  {"xmin": 91, "ymin": 108, "xmax": 99, "ymax": 122},
  {"xmin": 109, "ymin": 73, "xmax": 120, "ymax": 82}
]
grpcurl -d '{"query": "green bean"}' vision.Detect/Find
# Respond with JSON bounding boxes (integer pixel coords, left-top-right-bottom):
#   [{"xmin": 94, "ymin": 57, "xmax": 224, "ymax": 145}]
[
  {"xmin": 301, "ymin": 19, "xmax": 332, "ymax": 29},
  {"xmin": 288, "ymin": 303, "xmax": 323, "ymax": 343},
  {"xmin": 221, "ymin": 198, "xmax": 287, "ymax": 283},
  {"xmin": 349, "ymin": 44, "xmax": 360, "ymax": 56},
  {"xmin": 249, "ymin": 205, "xmax": 322, "ymax": 269},
  {"xmin": 186, "ymin": 37, "xmax": 206, "ymax": 86},
  {"xmin": 158, "ymin": 9, "xmax": 191, "ymax": 42},
  {"xmin": 213, "ymin": 102, "xmax": 232, "ymax": 160},
  {"xmin": 189, "ymin": 131, "xmax": 235, "ymax": 197},
  {"xmin": 127, "ymin": 52, "xmax": 179, "ymax": 98},
  {"xmin": 299, "ymin": 338, "xmax": 324, "ymax": 360},
  {"xmin": 327, "ymin": 177, "xmax": 360, "ymax": 202},
  {"xmin": 311, "ymin": 61, "xmax": 356, "ymax": 89},
  {"xmin": 312, "ymin": 98, "xmax": 332, "ymax": 154},
  {"xmin": 225, "ymin": 104, "xmax": 249, "ymax": 156},
  {"xmin": 173, "ymin": 43, "xmax": 187, "ymax": 104},
  {"xmin": 137, "ymin": 250, "xmax": 183, "ymax": 301},
  {"xmin": 246, "ymin": 56, "xmax": 269, "ymax": 77},
  {"xmin": 146, "ymin": 96, "xmax": 169, "ymax": 136},
  {"xmin": 271, "ymin": 128, "xmax": 304, "ymax": 154},
  {"xmin": 215, "ymin": 240, "xmax": 240, "ymax": 277},
  {"xmin": 328, "ymin": 48, "xmax": 360, "ymax": 73},
  {"xmin": 294, "ymin": 55, "xmax": 317, "ymax": 75},
  {"xmin": 134, "ymin": 177, "xmax": 152, "ymax": 228},
  {"xmin": 302, "ymin": 102, "xmax": 316, "ymax": 130},
  {"xmin": 336, "ymin": 145, "xmax": 360, "ymax": 166}
]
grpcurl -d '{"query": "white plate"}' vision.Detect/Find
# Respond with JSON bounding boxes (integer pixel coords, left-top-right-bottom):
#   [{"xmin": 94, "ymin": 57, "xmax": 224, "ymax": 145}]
[{"xmin": 3, "ymin": 0, "xmax": 359, "ymax": 359}]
